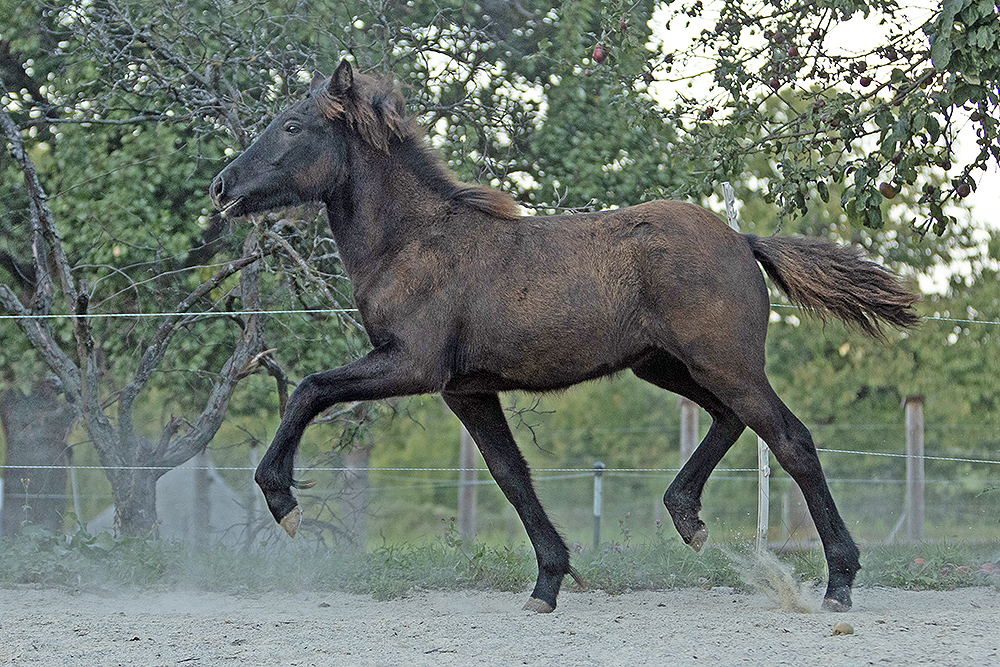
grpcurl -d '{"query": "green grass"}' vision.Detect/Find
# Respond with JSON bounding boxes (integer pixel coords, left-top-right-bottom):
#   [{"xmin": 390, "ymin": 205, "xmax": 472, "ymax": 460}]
[{"xmin": 2, "ymin": 520, "xmax": 997, "ymax": 599}]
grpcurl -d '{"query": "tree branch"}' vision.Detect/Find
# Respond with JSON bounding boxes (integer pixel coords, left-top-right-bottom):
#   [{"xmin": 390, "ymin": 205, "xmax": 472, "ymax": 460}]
[
  {"xmin": 116, "ymin": 248, "xmax": 267, "ymax": 446},
  {"xmin": 0, "ymin": 101, "xmax": 78, "ymax": 305},
  {"xmin": 0, "ymin": 285, "xmax": 82, "ymax": 404},
  {"xmin": 161, "ymin": 231, "xmax": 268, "ymax": 467}
]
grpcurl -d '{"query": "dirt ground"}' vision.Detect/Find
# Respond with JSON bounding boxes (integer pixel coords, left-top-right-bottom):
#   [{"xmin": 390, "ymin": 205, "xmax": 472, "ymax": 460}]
[{"xmin": 1, "ymin": 585, "xmax": 997, "ymax": 667}]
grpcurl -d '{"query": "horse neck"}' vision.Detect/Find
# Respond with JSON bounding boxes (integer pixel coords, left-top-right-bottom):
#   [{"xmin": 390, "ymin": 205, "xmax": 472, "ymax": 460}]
[{"xmin": 324, "ymin": 137, "xmax": 450, "ymax": 281}]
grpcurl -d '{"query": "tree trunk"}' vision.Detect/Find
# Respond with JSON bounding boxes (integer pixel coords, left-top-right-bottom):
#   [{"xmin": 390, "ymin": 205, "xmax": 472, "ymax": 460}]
[
  {"xmin": 105, "ymin": 462, "xmax": 162, "ymax": 538},
  {"xmin": 1, "ymin": 380, "xmax": 76, "ymax": 537},
  {"xmin": 342, "ymin": 438, "xmax": 371, "ymax": 548}
]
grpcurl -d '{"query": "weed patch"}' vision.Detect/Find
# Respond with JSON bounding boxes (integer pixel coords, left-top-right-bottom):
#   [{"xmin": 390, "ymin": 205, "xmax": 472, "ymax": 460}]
[{"xmin": 2, "ymin": 521, "xmax": 996, "ymax": 600}]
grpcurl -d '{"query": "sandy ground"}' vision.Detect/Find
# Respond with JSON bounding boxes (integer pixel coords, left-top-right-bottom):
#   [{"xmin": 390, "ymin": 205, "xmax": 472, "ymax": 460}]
[{"xmin": 1, "ymin": 586, "xmax": 997, "ymax": 667}]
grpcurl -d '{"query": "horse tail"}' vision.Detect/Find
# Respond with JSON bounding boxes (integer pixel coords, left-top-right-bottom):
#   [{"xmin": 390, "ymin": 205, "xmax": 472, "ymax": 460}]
[{"xmin": 744, "ymin": 234, "xmax": 920, "ymax": 338}]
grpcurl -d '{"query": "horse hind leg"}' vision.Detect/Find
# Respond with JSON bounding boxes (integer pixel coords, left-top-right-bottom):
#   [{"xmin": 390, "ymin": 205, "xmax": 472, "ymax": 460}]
[
  {"xmin": 632, "ymin": 356, "xmax": 746, "ymax": 552},
  {"xmin": 703, "ymin": 376, "xmax": 861, "ymax": 611},
  {"xmin": 664, "ymin": 412, "xmax": 745, "ymax": 551},
  {"xmin": 761, "ymin": 406, "xmax": 860, "ymax": 611}
]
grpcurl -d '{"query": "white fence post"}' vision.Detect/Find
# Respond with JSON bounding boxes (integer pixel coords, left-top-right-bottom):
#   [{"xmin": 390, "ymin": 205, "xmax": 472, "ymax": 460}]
[
  {"xmin": 458, "ymin": 425, "xmax": 478, "ymax": 544},
  {"xmin": 722, "ymin": 182, "xmax": 771, "ymax": 552},
  {"xmin": 678, "ymin": 397, "xmax": 699, "ymax": 465},
  {"xmin": 903, "ymin": 395, "xmax": 925, "ymax": 542},
  {"xmin": 593, "ymin": 462, "xmax": 605, "ymax": 549}
]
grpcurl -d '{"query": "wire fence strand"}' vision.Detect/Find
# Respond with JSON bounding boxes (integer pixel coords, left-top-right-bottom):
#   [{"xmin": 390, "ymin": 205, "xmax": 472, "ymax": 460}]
[
  {"xmin": 3, "ymin": 444, "xmax": 998, "ymax": 475},
  {"xmin": 1, "ymin": 306, "xmax": 999, "ymax": 326},
  {"xmin": 0, "ymin": 308, "xmax": 359, "ymax": 320}
]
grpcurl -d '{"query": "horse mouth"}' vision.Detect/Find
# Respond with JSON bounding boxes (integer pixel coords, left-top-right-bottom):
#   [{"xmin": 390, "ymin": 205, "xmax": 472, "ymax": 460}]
[{"xmin": 218, "ymin": 196, "xmax": 245, "ymax": 218}]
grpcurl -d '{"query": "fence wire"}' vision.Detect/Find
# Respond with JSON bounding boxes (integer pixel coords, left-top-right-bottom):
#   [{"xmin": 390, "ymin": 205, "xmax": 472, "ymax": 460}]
[
  {"xmin": 2, "ymin": 306, "xmax": 999, "ymax": 327},
  {"xmin": 4, "ymin": 445, "xmax": 998, "ymax": 475}
]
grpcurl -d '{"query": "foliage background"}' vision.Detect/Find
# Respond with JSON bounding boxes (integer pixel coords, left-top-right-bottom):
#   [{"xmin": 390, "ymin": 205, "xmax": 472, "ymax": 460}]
[{"xmin": 0, "ymin": 0, "xmax": 998, "ymax": 547}]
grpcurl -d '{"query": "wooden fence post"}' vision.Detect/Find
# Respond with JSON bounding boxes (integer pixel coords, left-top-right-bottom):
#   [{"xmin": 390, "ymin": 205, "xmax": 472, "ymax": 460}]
[{"xmin": 903, "ymin": 395, "xmax": 925, "ymax": 542}]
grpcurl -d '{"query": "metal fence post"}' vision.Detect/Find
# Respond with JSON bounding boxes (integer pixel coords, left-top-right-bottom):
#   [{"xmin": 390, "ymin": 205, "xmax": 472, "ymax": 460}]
[
  {"xmin": 756, "ymin": 439, "xmax": 771, "ymax": 552},
  {"xmin": 593, "ymin": 462, "xmax": 605, "ymax": 549}
]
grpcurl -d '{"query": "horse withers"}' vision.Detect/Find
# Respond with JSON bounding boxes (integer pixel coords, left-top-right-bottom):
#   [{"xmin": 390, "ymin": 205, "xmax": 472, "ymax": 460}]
[{"xmin": 211, "ymin": 59, "xmax": 919, "ymax": 613}]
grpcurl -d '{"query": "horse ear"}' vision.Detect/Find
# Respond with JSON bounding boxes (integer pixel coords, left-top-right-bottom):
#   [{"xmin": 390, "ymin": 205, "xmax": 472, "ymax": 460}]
[
  {"xmin": 373, "ymin": 91, "xmax": 407, "ymax": 135},
  {"xmin": 310, "ymin": 70, "xmax": 326, "ymax": 93},
  {"xmin": 329, "ymin": 59, "xmax": 354, "ymax": 96}
]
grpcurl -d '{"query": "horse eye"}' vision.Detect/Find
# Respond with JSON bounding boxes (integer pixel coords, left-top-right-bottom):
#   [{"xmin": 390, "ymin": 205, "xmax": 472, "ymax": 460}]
[{"xmin": 285, "ymin": 122, "xmax": 302, "ymax": 135}]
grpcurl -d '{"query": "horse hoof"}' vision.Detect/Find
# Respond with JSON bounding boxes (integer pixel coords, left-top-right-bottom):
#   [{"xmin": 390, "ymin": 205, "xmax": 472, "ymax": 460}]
[
  {"xmin": 523, "ymin": 597, "xmax": 555, "ymax": 613},
  {"xmin": 279, "ymin": 506, "xmax": 302, "ymax": 538},
  {"xmin": 688, "ymin": 527, "xmax": 708, "ymax": 552},
  {"xmin": 822, "ymin": 596, "xmax": 852, "ymax": 613}
]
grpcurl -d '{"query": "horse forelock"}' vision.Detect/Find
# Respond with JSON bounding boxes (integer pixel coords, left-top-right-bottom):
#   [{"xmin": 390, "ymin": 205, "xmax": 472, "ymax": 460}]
[
  {"xmin": 315, "ymin": 72, "xmax": 520, "ymax": 221},
  {"xmin": 315, "ymin": 73, "xmax": 412, "ymax": 153}
]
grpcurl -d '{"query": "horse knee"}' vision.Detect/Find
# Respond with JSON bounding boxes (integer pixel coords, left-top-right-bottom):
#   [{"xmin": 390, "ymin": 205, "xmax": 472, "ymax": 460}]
[{"xmin": 289, "ymin": 371, "xmax": 324, "ymax": 404}]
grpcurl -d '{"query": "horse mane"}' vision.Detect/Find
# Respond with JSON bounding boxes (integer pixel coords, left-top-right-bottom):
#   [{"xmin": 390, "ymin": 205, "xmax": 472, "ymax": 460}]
[{"xmin": 315, "ymin": 71, "xmax": 520, "ymax": 221}]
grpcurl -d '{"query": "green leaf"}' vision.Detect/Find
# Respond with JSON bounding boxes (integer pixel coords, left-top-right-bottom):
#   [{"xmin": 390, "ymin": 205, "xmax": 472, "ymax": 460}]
[
  {"xmin": 91, "ymin": 532, "xmax": 117, "ymax": 553},
  {"xmin": 925, "ymin": 114, "xmax": 942, "ymax": 143},
  {"xmin": 931, "ymin": 35, "xmax": 953, "ymax": 71},
  {"xmin": 940, "ymin": 0, "xmax": 964, "ymax": 27},
  {"xmin": 817, "ymin": 179, "xmax": 830, "ymax": 203},
  {"xmin": 866, "ymin": 205, "xmax": 884, "ymax": 230}
]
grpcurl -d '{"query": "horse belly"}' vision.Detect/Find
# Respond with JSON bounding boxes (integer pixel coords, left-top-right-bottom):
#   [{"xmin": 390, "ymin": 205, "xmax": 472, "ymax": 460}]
[{"xmin": 460, "ymin": 277, "xmax": 643, "ymax": 391}]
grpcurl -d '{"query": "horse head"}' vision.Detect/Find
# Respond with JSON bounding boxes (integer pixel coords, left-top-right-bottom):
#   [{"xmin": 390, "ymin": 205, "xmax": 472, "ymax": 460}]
[{"xmin": 210, "ymin": 59, "xmax": 407, "ymax": 218}]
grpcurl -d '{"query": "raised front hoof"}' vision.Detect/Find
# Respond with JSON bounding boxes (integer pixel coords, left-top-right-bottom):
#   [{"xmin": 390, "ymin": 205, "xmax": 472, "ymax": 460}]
[
  {"xmin": 822, "ymin": 588, "xmax": 853, "ymax": 613},
  {"xmin": 523, "ymin": 597, "xmax": 555, "ymax": 614},
  {"xmin": 278, "ymin": 506, "xmax": 302, "ymax": 538},
  {"xmin": 259, "ymin": 482, "xmax": 300, "ymax": 537}
]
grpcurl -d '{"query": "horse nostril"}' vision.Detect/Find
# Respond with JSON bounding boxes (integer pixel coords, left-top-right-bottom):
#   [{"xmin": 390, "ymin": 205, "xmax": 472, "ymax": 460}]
[{"xmin": 210, "ymin": 175, "xmax": 225, "ymax": 206}]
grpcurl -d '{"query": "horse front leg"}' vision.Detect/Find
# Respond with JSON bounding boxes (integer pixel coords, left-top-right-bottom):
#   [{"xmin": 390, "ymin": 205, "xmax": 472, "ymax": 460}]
[
  {"xmin": 256, "ymin": 350, "xmax": 429, "ymax": 537},
  {"xmin": 442, "ymin": 391, "xmax": 579, "ymax": 613}
]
